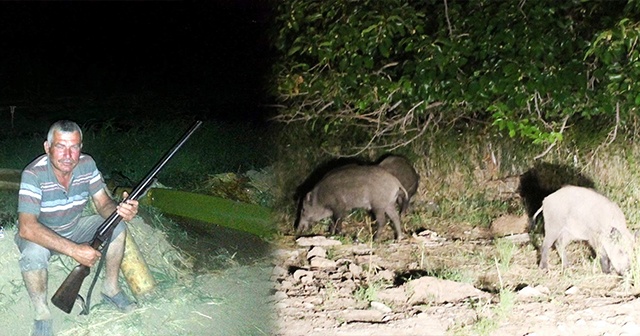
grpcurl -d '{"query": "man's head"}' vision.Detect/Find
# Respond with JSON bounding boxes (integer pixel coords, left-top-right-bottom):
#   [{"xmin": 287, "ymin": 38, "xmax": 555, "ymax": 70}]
[{"xmin": 44, "ymin": 120, "xmax": 83, "ymax": 175}]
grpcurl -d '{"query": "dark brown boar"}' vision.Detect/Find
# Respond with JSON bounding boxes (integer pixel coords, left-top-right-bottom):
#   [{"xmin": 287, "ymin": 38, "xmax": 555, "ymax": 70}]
[
  {"xmin": 534, "ymin": 185, "xmax": 635, "ymax": 275},
  {"xmin": 297, "ymin": 165, "xmax": 408, "ymax": 241},
  {"xmin": 378, "ymin": 155, "xmax": 419, "ymax": 214}
]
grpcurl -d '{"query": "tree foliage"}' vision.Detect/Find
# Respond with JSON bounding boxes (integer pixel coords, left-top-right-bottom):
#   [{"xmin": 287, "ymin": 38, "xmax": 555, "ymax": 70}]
[{"xmin": 270, "ymin": 0, "xmax": 638, "ymax": 154}]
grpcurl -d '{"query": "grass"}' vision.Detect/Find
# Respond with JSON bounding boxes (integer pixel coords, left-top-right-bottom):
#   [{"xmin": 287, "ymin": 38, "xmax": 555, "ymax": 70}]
[
  {"xmin": 450, "ymin": 257, "xmax": 517, "ymax": 336},
  {"xmin": 0, "ymin": 115, "xmax": 274, "ymax": 193},
  {"xmin": 627, "ymin": 244, "xmax": 640, "ymax": 293},
  {"xmin": 494, "ymin": 238, "xmax": 518, "ymax": 272},
  {"xmin": 462, "ymin": 289, "xmax": 516, "ymax": 336},
  {"xmin": 0, "ymin": 190, "xmax": 17, "ymax": 238},
  {"xmin": 353, "ymin": 280, "xmax": 385, "ymax": 305},
  {"xmin": 473, "ymin": 271, "xmax": 517, "ymax": 335}
]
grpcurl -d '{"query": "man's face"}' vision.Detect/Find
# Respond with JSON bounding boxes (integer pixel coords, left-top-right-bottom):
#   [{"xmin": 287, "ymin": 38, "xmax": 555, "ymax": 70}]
[{"xmin": 44, "ymin": 130, "xmax": 82, "ymax": 175}]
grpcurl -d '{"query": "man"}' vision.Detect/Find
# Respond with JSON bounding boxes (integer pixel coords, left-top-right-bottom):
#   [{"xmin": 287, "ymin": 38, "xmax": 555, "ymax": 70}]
[{"xmin": 16, "ymin": 120, "xmax": 139, "ymax": 336}]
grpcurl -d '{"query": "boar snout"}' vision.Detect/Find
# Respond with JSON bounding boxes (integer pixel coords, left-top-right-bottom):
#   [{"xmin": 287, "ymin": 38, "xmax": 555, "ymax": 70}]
[
  {"xmin": 602, "ymin": 226, "xmax": 633, "ymax": 275},
  {"xmin": 296, "ymin": 218, "xmax": 310, "ymax": 235},
  {"xmin": 296, "ymin": 193, "xmax": 312, "ymax": 234}
]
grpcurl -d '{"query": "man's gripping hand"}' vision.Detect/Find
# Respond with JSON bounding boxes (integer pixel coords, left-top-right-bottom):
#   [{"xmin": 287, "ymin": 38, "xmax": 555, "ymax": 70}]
[
  {"xmin": 70, "ymin": 243, "xmax": 102, "ymax": 267},
  {"xmin": 116, "ymin": 191, "xmax": 138, "ymax": 222}
]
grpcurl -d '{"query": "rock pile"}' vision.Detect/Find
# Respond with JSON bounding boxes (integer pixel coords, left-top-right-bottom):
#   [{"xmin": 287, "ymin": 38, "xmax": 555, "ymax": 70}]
[{"xmin": 271, "ymin": 236, "xmax": 491, "ymax": 333}]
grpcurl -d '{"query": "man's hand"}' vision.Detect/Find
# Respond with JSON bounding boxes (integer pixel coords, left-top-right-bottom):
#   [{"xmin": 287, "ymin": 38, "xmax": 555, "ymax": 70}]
[
  {"xmin": 116, "ymin": 191, "xmax": 139, "ymax": 222},
  {"xmin": 70, "ymin": 243, "xmax": 102, "ymax": 267},
  {"xmin": 18, "ymin": 212, "xmax": 100, "ymax": 264}
]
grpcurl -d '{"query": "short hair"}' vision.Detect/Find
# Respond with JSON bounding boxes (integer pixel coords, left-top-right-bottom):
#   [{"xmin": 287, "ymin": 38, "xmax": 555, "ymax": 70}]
[{"xmin": 47, "ymin": 120, "xmax": 83, "ymax": 144}]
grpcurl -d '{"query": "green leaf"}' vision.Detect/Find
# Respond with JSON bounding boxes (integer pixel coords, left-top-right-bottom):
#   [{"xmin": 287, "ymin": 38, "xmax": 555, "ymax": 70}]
[
  {"xmin": 287, "ymin": 46, "xmax": 301, "ymax": 56},
  {"xmin": 379, "ymin": 41, "xmax": 391, "ymax": 58},
  {"xmin": 361, "ymin": 24, "xmax": 378, "ymax": 36}
]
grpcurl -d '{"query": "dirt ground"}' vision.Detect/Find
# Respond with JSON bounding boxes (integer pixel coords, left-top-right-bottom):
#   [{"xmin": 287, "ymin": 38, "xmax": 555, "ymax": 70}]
[
  {"xmin": 0, "ymin": 215, "xmax": 275, "ymax": 336},
  {"xmin": 271, "ymin": 217, "xmax": 640, "ymax": 336}
]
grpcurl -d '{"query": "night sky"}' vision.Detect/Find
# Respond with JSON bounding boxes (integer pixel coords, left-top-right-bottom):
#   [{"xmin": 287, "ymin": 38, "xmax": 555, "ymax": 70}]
[{"xmin": 0, "ymin": 1, "xmax": 274, "ymax": 123}]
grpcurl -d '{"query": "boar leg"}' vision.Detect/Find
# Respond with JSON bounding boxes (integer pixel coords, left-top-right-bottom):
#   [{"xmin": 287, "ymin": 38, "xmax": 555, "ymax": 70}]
[
  {"xmin": 372, "ymin": 209, "xmax": 390, "ymax": 241},
  {"xmin": 555, "ymin": 235, "xmax": 571, "ymax": 269},
  {"xmin": 600, "ymin": 255, "xmax": 612, "ymax": 274},
  {"xmin": 328, "ymin": 219, "xmax": 340, "ymax": 235},
  {"xmin": 329, "ymin": 212, "xmax": 346, "ymax": 235},
  {"xmin": 539, "ymin": 232, "xmax": 558, "ymax": 270},
  {"xmin": 385, "ymin": 206, "xmax": 404, "ymax": 241}
]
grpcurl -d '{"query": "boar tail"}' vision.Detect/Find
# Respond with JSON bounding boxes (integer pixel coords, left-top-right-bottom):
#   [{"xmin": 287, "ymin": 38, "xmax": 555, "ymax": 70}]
[
  {"xmin": 397, "ymin": 185, "xmax": 409, "ymax": 214},
  {"xmin": 400, "ymin": 185, "xmax": 408, "ymax": 200},
  {"xmin": 530, "ymin": 206, "xmax": 544, "ymax": 231}
]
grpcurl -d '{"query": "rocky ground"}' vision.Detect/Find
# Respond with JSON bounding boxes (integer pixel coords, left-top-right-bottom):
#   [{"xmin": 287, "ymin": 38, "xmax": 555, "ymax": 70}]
[{"xmin": 270, "ymin": 216, "xmax": 640, "ymax": 336}]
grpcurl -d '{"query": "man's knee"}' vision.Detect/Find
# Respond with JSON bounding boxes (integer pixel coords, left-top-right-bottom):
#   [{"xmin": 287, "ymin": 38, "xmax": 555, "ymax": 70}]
[
  {"xmin": 18, "ymin": 243, "xmax": 51, "ymax": 272},
  {"xmin": 110, "ymin": 221, "xmax": 126, "ymax": 242}
]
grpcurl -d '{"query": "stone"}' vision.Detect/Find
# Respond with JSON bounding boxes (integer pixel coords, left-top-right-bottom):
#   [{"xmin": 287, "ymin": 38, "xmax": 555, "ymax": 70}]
[
  {"xmin": 293, "ymin": 269, "xmax": 314, "ymax": 283},
  {"xmin": 307, "ymin": 246, "xmax": 327, "ymax": 260},
  {"xmin": 309, "ymin": 257, "xmax": 337, "ymax": 269},
  {"xmin": 490, "ymin": 214, "xmax": 529, "ymax": 237},
  {"xmin": 377, "ymin": 287, "xmax": 408, "ymax": 306},
  {"xmin": 406, "ymin": 276, "xmax": 490, "ymax": 305},
  {"xmin": 341, "ymin": 309, "xmax": 385, "ymax": 323},
  {"xmin": 348, "ymin": 263, "xmax": 363, "ymax": 279},
  {"xmin": 296, "ymin": 236, "xmax": 342, "ymax": 247},
  {"xmin": 370, "ymin": 301, "xmax": 392, "ymax": 313}
]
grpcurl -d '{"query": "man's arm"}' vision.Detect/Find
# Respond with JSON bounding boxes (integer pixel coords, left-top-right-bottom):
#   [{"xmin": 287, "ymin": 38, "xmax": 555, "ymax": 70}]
[
  {"xmin": 17, "ymin": 212, "xmax": 101, "ymax": 267},
  {"xmin": 92, "ymin": 188, "xmax": 138, "ymax": 222}
]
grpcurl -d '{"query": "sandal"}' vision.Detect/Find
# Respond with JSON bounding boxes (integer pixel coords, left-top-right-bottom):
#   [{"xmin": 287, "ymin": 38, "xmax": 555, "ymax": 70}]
[
  {"xmin": 101, "ymin": 291, "xmax": 137, "ymax": 313},
  {"xmin": 32, "ymin": 319, "xmax": 53, "ymax": 336}
]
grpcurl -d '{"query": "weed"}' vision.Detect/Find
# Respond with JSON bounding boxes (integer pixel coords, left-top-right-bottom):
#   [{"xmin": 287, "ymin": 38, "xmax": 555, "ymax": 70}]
[
  {"xmin": 418, "ymin": 244, "xmax": 426, "ymax": 269},
  {"xmin": 321, "ymin": 281, "xmax": 339, "ymax": 303},
  {"xmin": 494, "ymin": 238, "xmax": 518, "ymax": 272},
  {"xmin": 353, "ymin": 280, "xmax": 385, "ymax": 304},
  {"xmin": 626, "ymin": 243, "xmax": 640, "ymax": 292},
  {"xmin": 324, "ymin": 247, "xmax": 338, "ymax": 261},
  {"xmin": 465, "ymin": 290, "xmax": 516, "ymax": 335},
  {"xmin": 471, "ymin": 317, "xmax": 498, "ymax": 336}
]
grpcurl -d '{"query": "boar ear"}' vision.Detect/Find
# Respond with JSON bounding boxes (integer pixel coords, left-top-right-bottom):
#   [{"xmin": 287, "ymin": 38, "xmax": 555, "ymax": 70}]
[{"xmin": 609, "ymin": 227, "xmax": 622, "ymax": 241}]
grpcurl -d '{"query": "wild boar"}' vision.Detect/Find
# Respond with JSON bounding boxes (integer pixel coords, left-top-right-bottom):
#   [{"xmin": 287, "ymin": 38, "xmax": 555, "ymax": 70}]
[
  {"xmin": 297, "ymin": 165, "xmax": 408, "ymax": 241},
  {"xmin": 377, "ymin": 155, "xmax": 419, "ymax": 214},
  {"xmin": 534, "ymin": 185, "xmax": 635, "ymax": 275}
]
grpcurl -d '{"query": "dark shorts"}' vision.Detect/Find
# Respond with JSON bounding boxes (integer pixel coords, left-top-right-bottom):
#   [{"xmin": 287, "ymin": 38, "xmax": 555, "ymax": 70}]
[{"xmin": 14, "ymin": 215, "xmax": 126, "ymax": 272}]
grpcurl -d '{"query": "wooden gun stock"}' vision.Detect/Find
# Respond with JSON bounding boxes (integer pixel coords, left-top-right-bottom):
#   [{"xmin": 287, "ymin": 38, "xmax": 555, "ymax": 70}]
[
  {"xmin": 50, "ymin": 264, "xmax": 91, "ymax": 314},
  {"xmin": 50, "ymin": 120, "xmax": 202, "ymax": 314}
]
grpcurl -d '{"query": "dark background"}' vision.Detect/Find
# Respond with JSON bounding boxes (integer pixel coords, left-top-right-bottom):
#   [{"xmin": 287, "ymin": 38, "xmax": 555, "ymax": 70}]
[{"xmin": 0, "ymin": 1, "xmax": 275, "ymax": 123}]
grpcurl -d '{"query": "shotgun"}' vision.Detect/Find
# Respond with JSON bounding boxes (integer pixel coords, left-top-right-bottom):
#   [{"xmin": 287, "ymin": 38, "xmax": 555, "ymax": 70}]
[{"xmin": 51, "ymin": 120, "xmax": 203, "ymax": 313}]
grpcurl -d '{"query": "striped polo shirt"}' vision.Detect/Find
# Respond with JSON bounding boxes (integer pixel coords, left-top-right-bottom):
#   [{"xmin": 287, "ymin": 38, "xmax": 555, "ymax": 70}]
[{"xmin": 18, "ymin": 153, "xmax": 106, "ymax": 237}]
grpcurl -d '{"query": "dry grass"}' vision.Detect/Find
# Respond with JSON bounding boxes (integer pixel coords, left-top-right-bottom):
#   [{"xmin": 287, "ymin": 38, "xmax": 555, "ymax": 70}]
[
  {"xmin": 129, "ymin": 207, "xmax": 195, "ymax": 279},
  {"xmin": 0, "ymin": 200, "xmax": 274, "ymax": 335}
]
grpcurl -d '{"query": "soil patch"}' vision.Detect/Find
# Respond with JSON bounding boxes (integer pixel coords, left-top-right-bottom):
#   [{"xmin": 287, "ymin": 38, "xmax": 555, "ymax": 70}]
[{"xmin": 271, "ymin": 218, "xmax": 640, "ymax": 336}]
